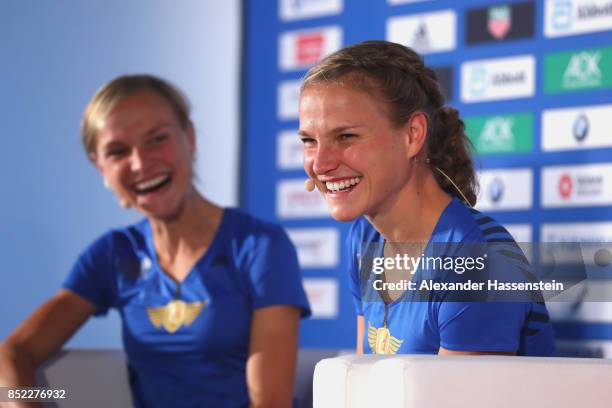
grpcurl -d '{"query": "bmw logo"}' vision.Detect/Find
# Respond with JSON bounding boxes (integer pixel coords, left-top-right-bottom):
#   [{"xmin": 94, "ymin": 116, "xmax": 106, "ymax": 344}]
[
  {"xmin": 489, "ymin": 178, "xmax": 504, "ymax": 203},
  {"xmin": 573, "ymin": 114, "xmax": 589, "ymax": 142}
]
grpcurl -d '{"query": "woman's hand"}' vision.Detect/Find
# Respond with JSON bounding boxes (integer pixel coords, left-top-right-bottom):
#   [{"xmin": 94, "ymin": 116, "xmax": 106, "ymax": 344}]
[{"xmin": 246, "ymin": 305, "xmax": 301, "ymax": 408}]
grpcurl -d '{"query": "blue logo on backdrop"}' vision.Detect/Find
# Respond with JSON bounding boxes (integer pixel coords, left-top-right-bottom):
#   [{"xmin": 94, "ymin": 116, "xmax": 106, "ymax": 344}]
[
  {"xmin": 552, "ymin": 0, "xmax": 573, "ymax": 30},
  {"xmin": 573, "ymin": 114, "xmax": 589, "ymax": 142},
  {"xmin": 469, "ymin": 65, "xmax": 488, "ymax": 97},
  {"xmin": 489, "ymin": 178, "xmax": 505, "ymax": 203}
]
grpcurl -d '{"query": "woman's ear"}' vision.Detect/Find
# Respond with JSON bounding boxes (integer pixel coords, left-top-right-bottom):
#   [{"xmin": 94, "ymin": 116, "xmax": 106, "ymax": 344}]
[
  {"xmin": 89, "ymin": 151, "xmax": 103, "ymax": 173},
  {"xmin": 404, "ymin": 112, "xmax": 428, "ymax": 159}
]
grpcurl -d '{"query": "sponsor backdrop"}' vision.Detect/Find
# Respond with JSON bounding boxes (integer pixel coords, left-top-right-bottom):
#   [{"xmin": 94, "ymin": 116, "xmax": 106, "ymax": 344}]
[{"xmin": 242, "ymin": 0, "xmax": 612, "ymax": 354}]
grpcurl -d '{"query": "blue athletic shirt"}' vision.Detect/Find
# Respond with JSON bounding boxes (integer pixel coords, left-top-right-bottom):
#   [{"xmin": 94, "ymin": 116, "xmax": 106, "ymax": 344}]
[
  {"xmin": 349, "ymin": 197, "xmax": 555, "ymax": 356},
  {"xmin": 63, "ymin": 208, "xmax": 311, "ymax": 407}
]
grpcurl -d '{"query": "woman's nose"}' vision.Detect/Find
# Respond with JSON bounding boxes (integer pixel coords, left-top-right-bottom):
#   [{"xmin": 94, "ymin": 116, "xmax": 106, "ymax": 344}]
[
  {"xmin": 311, "ymin": 142, "xmax": 338, "ymax": 175},
  {"xmin": 129, "ymin": 149, "xmax": 147, "ymax": 172}
]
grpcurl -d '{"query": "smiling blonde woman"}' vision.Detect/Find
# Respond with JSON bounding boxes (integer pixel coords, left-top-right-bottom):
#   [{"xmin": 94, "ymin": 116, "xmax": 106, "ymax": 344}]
[{"xmin": 0, "ymin": 75, "xmax": 310, "ymax": 407}]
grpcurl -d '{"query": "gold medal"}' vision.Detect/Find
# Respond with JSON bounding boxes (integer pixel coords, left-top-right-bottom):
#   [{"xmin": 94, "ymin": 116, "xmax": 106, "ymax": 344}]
[
  {"xmin": 147, "ymin": 300, "xmax": 206, "ymax": 333},
  {"xmin": 375, "ymin": 327, "xmax": 391, "ymax": 354},
  {"xmin": 368, "ymin": 322, "xmax": 403, "ymax": 354}
]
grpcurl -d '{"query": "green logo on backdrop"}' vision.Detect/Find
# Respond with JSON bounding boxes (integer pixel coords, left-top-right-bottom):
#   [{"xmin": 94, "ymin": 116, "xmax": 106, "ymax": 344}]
[
  {"xmin": 545, "ymin": 46, "xmax": 612, "ymax": 93},
  {"xmin": 465, "ymin": 113, "xmax": 532, "ymax": 154}
]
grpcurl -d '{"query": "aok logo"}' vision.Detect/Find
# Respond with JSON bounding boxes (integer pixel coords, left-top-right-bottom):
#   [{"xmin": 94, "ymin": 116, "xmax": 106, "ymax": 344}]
[
  {"xmin": 545, "ymin": 46, "xmax": 611, "ymax": 93},
  {"xmin": 481, "ymin": 117, "xmax": 514, "ymax": 150},
  {"xmin": 563, "ymin": 51, "xmax": 602, "ymax": 88}
]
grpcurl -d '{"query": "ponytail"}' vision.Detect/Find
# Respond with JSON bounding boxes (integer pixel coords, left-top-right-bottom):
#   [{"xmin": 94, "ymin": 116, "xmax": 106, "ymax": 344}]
[{"xmin": 428, "ymin": 107, "xmax": 478, "ymax": 206}]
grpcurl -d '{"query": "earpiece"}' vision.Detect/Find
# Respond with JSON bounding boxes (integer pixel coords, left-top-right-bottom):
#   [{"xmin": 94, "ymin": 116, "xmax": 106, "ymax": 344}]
[
  {"xmin": 433, "ymin": 166, "xmax": 474, "ymax": 208},
  {"xmin": 304, "ymin": 178, "xmax": 315, "ymax": 192}
]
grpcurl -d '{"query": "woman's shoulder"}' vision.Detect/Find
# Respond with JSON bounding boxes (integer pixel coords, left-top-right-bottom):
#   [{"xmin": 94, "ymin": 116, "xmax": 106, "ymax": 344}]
[
  {"xmin": 436, "ymin": 198, "xmax": 517, "ymax": 244},
  {"xmin": 81, "ymin": 219, "xmax": 149, "ymax": 257},
  {"xmin": 221, "ymin": 208, "xmax": 291, "ymax": 244}
]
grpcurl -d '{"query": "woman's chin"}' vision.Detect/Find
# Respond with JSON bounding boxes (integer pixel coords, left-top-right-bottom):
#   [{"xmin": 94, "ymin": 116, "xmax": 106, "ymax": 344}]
[
  {"xmin": 329, "ymin": 207, "xmax": 361, "ymax": 223},
  {"xmin": 137, "ymin": 201, "xmax": 184, "ymax": 222}
]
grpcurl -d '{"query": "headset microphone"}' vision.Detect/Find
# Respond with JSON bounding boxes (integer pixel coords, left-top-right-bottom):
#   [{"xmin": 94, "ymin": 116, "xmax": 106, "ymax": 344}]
[{"xmin": 304, "ymin": 178, "xmax": 315, "ymax": 192}]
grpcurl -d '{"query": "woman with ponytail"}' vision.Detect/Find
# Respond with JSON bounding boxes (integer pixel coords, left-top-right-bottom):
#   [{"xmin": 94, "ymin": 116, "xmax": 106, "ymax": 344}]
[{"xmin": 299, "ymin": 40, "xmax": 553, "ymax": 356}]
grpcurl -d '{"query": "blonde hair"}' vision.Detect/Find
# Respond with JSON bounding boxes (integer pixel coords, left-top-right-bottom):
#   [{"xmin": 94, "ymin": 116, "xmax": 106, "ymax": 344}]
[{"xmin": 81, "ymin": 74, "xmax": 191, "ymax": 155}]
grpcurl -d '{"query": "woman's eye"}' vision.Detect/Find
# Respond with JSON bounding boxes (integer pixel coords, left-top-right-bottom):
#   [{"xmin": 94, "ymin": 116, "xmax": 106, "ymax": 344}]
[
  {"xmin": 152, "ymin": 134, "xmax": 168, "ymax": 144},
  {"xmin": 340, "ymin": 133, "xmax": 356, "ymax": 140},
  {"xmin": 106, "ymin": 148, "xmax": 127, "ymax": 158},
  {"xmin": 300, "ymin": 137, "xmax": 316, "ymax": 146}
]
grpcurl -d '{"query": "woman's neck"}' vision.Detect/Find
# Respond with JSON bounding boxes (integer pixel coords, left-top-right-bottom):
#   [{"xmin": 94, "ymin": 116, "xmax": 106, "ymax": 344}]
[
  {"xmin": 366, "ymin": 167, "xmax": 451, "ymax": 244},
  {"xmin": 149, "ymin": 192, "xmax": 223, "ymax": 265}
]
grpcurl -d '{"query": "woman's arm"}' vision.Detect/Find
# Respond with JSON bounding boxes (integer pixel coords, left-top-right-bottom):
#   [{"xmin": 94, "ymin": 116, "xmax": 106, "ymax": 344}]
[
  {"xmin": 356, "ymin": 316, "xmax": 365, "ymax": 354},
  {"xmin": 0, "ymin": 289, "xmax": 95, "ymax": 387},
  {"xmin": 246, "ymin": 305, "xmax": 301, "ymax": 408},
  {"xmin": 437, "ymin": 300, "xmax": 527, "ymax": 356}
]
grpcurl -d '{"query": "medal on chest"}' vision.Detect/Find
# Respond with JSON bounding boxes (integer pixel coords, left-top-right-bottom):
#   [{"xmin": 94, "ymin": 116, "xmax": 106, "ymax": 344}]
[
  {"xmin": 144, "ymin": 264, "xmax": 210, "ymax": 333},
  {"xmin": 368, "ymin": 322, "xmax": 403, "ymax": 355},
  {"xmin": 147, "ymin": 299, "xmax": 206, "ymax": 334}
]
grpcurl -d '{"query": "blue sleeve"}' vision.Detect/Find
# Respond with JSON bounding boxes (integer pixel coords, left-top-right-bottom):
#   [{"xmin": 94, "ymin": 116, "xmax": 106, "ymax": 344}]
[
  {"xmin": 437, "ymin": 237, "xmax": 532, "ymax": 352},
  {"xmin": 438, "ymin": 301, "xmax": 528, "ymax": 352},
  {"xmin": 347, "ymin": 222, "xmax": 363, "ymax": 316},
  {"xmin": 62, "ymin": 233, "xmax": 116, "ymax": 317},
  {"xmin": 247, "ymin": 224, "xmax": 311, "ymax": 318}
]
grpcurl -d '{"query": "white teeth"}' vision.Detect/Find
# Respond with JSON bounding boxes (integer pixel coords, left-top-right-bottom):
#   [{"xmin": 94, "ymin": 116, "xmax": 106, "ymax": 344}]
[
  {"xmin": 136, "ymin": 175, "xmax": 169, "ymax": 191},
  {"xmin": 325, "ymin": 177, "xmax": 361, "ymax": 192}
]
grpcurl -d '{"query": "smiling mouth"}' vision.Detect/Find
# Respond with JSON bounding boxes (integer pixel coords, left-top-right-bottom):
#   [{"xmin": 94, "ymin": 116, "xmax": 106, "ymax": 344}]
[
  {"xmin": 325, "ymin": 177, "xmax": 361, "ymax": 194},
  {"xmin": 134, "ymin": 174, "xmax": 171, "ymax": 195}
]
